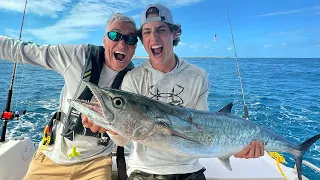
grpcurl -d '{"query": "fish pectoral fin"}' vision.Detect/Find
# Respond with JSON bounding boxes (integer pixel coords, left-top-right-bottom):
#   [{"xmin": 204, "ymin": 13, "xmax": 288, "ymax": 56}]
[{"xmin": 218, "ymin": 157, "xmax": 233, "ymax": 171}]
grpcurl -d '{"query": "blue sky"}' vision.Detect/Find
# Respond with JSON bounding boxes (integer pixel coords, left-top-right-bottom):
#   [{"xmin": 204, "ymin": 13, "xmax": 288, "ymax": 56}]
[{"xmin": 0, "ymin": 0, "xmax": 319, "ymax": 58}]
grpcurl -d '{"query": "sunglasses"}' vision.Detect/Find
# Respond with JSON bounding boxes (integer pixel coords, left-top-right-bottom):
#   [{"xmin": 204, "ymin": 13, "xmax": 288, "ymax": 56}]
[{"xmin": 107, "ymin": 31, "xmax": 138, "ymax": 45}]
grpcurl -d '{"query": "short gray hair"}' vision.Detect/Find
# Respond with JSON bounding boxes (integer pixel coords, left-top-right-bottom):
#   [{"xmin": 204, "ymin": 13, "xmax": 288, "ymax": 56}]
[{"xmin": 106, "ymin": 13, "xmax": 137, "ymax": 30}]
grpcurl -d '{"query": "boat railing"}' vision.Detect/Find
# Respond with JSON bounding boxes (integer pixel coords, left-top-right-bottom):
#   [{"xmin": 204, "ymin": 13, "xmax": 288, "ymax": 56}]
[{"xmin": 296, "ymin": 160, "xmax": 320, "ymax": 173}]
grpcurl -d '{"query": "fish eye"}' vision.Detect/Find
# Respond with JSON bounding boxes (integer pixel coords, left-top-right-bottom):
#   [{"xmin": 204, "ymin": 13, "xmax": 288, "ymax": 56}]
[{"xmin": 112, "ymin": 97, "xmax": 124, "ymax": 109}]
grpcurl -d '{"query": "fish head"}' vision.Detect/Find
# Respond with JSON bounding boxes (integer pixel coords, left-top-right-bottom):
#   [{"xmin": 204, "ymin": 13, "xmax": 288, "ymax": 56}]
[{"xmin": 69, "ymin": 81, "xmax": 157, "ymax": 139}]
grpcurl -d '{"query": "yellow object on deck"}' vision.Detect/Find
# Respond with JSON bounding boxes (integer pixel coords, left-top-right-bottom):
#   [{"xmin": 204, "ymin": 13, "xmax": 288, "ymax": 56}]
[{"xmin": 268, "ymin": 152, "xmax": 288, "ymax": 180}]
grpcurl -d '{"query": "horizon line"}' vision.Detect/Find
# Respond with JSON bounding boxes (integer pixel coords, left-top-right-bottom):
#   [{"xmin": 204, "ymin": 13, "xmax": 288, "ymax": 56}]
[{"xmin": 133, "ymin": 56, "xmax": 320, "ymax": 59}]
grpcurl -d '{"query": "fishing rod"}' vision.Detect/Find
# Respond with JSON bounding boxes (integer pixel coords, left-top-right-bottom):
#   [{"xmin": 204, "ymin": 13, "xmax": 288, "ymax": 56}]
[
  {"xmin": 0, "ymin": 0, "xmax": 28, "ymax": 142},
  {"xmin": 224, "ymin": 0, "xmax": 249, "ymax": 119}
]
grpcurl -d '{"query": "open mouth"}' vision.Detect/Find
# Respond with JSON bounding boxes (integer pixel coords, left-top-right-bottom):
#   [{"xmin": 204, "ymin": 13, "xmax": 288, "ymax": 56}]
[
  {"xmin": 114, "ymin": 50, "xmax": 126, "ymax": 62},
  {"xmin": 76, "ymin": 99, "xmax": 105, "ymax": 118},
  {"xmin": 151, "ymin": 45, "xmax": 163, "ymax": 57}
]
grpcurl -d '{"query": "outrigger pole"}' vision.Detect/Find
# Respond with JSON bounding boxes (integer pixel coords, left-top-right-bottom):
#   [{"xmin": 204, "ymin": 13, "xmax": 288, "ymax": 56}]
[
  {"xmin": 224, "ymin": 0, "xmax": 249, "ymax": 119},
  {"xmin": 0, "ymin": 0, "xmax": 28, "ymax": 142}
]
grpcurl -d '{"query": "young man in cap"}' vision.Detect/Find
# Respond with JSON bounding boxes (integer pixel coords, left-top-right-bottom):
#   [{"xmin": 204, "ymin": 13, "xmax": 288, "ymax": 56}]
[
  {"xmin": 0, "ymin": 13, "xmax": 137, "ymax": 180},
  {"xmin": 86, "ymin": 4, "xmax": 264, "ymax": 180}
]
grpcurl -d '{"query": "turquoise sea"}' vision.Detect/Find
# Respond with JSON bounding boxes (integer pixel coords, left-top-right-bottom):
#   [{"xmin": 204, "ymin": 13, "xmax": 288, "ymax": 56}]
[{"xmin": 0, "ymin": 58, "xmax": 319, "ymax": 179}]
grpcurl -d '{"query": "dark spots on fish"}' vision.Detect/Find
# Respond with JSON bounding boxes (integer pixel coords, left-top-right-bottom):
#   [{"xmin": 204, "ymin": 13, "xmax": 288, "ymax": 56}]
[
  {"xmin": 264, "ymin": 140, "xmax": 268, "ymax": 145},
  {"xmin": 186, "ymin": 115, "xmax": 202, "ymax": 130},
  {"xmin": 156, "ymin": 120, "xmax": 171, "ymax": 128},
  {"xmin": 155, "ymin": 118, "xmax": 172, "ymax": 128},
  {"xmin": 195, "ymin": 124, "xmax": 201, "ymax": 131}
]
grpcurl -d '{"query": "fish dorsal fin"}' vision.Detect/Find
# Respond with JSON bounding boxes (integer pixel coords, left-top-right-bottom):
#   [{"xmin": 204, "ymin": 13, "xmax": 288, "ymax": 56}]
[
  {"xmin": 218, "ymin": 157, "xmax": 233, "ymax": 171},
  {"xmin": 218, "ymin": 103, "xmax": 233, "ymax": 114}
]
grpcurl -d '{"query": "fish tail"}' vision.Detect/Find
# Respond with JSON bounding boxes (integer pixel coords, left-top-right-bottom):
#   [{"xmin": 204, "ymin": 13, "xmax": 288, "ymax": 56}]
[{"xmin": 295, "ymin": 134, "xmax": 320, "ymax": 180}]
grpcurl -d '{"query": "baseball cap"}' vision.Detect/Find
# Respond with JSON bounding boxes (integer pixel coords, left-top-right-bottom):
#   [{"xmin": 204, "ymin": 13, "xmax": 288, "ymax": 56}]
[{"xmin": 140, "ymin": 4, "xmax": 174, "ymax": 28}]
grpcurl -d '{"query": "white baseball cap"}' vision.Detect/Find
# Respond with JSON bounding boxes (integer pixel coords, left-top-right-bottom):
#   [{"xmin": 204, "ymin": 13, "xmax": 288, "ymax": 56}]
[{"xmin": 140, "ymin": 4, "xmax": 174, "ymax": 28}]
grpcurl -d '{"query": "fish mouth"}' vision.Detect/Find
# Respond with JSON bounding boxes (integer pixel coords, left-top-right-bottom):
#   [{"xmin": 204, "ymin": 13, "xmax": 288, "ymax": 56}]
[
  {"xmin": 74, "ymin": 99, "xmax": 106, "ymax": 118},
  {"xmin": 69, "ymin": 81, "xmax": 115, "ymax": 128}
]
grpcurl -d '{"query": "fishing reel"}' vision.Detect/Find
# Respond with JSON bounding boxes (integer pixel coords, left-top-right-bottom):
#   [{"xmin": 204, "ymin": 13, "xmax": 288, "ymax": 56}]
[{"xmin": 1, "ymin": 110, "xmax": 26, "ymax": 121}]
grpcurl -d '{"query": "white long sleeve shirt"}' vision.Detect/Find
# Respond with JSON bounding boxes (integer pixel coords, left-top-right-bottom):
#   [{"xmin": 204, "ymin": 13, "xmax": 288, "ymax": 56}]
[{"xmin": 0, "ymin": 36, "xmax": 117, "ymax": 165}]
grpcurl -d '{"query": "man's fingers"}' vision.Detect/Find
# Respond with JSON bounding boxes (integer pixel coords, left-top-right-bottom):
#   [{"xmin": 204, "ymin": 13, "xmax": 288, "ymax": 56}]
[
  {"xmin": 260, "ymin": 142, "xmax": 265, "ymax": 156},
  {"xmin": 253, "ymin": 140, "xmax": 261, "ymax": 158},
  {"xmin": 234, "ymin": 140, "xmax": 265, "ymax": 159},
  {"xmin": 90, "ymin": 124, "xmax": 100, "ymax": 133},
  {"xmin": 81, "ymin": 114, "xmax": 88, "ymax": 123},
  {"xmin": 234, "ymin": 145, "xmax": 251, "ymax": 158},
  {"xmin": 83, "ymin": 120, "xmax": 93, "ymax": 128},
  {"xmin": 99, "ymin": 127, "xmax": 107, "ymax": 133},
  {"xmin": 247, "ymin": 142, "xmax": 255, "ymax": 158},
  {"xmin": 81, "ymin": 114, "xmax": 108, "ymax": 133}
]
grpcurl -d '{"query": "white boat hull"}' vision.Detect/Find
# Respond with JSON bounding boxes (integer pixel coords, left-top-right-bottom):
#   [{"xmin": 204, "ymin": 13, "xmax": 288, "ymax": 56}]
[
  {"xmin": 0, "ymin": 138, "xmax": 35, "ymax": 180},
  {"xmin": 0, "ymin": 138, "xmax": 308, "ymax": 180}
]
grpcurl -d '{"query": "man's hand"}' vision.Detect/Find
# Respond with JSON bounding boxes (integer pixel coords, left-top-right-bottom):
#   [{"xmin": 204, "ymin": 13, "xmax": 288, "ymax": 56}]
[
  {"xmin": 81, "ymin": 114, "xmax": 118, "ymax": 135},
  {"xmin": 234, "ymin": 140, "xmax": 264, "ymax": 159}
]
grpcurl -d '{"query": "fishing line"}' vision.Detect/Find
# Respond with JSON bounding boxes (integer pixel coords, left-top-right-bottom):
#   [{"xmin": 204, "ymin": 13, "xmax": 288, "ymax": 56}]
[
  {"xmin": 14, "ymin": 0, "xmax": 28, "ymax": 111},
  {"xmin": 224, "ymin": 0, "xmax": 249, "ymax": 119}
]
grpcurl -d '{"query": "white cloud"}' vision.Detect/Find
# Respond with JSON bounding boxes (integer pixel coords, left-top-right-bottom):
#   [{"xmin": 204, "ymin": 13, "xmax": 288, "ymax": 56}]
[
  {"xmin": 179, "ymin": 42, "xmax": 186, "ymax": 45},
  {"xmin": 5, "ymin": 28, "xmax": 34, "ymax": 43},
  {"xmin": 257, "ymin": 6, "xmax": 320, "ymax": 17},
  {"xmin": 4, "ymin": 29, "xmax": 19, "ymax": 39},
  {"xmin": 0, "ymin": 0, "xmax": 72, "ymax": 18},
  {"xmin": 264, "ymin": 44, "xmax": 273, "ymax": 48},
  {"xmin": 227, "ymin": 46, "xmax": 232, "ymax": 50},
  {"xmin": 1, "ymin": 0, "xmax": 205, "ymax": 44},
  {"xmin": 281, "ymin": 42, "xmax": 287, "ymax": 46}
]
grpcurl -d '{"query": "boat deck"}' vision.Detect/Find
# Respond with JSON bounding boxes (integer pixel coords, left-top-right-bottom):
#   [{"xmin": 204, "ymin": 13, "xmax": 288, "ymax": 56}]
[{"xmin": 111, "ymin": 155, "xmax": 306, "ymax": 180}]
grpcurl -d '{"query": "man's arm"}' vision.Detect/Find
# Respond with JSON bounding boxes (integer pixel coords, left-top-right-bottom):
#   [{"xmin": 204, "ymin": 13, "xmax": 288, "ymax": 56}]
[{"xmin": 0, "ymin": 36, "xmax": 87, "ymax": 74}]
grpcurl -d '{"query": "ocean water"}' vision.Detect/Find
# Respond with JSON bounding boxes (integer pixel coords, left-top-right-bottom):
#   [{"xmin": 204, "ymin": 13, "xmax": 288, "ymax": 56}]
[{"xmin": 0, "ymin": 58, "xmax": 319, "ymax": 179}]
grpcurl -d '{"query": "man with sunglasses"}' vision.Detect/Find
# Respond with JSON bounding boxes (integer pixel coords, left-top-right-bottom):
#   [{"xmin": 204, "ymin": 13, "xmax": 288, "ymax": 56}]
[
  {"xmin": 89, "ymin": 4, "xmax": 264, "ymax": 180},
  {"xmin": 0, "ymin": 13, "xmax": 137, "ymax": 180}
]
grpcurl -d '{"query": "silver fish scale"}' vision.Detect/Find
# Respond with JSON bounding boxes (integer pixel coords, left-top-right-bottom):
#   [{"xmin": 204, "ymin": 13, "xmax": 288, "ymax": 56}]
[{"xmin": 158, "ymin": 107, "xmax": 298, "ymax": 156}]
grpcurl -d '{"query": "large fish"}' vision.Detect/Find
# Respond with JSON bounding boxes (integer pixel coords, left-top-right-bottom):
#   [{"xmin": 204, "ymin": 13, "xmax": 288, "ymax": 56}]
[{"xmin": 69, "ymin": 81, "xmax": 320, "ymax": 180}]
